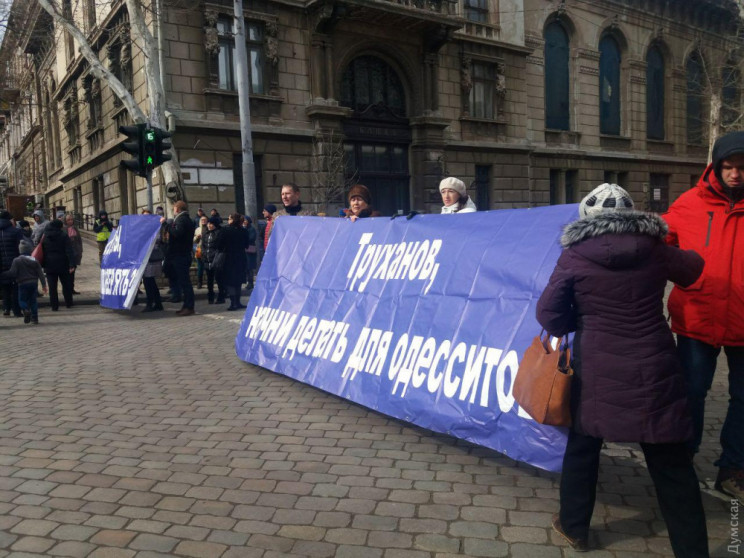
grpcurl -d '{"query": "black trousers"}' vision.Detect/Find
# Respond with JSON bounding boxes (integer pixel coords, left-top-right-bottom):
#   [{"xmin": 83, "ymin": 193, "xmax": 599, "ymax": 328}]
[
  {"xmin": 46, "ymin": 271, "xmax": 73, "ymax": 310},
  {"xmin": 206, "ymin": 269, "xmax": 225, "ymax": 302},
  {"xmin": 170, "ymin": 254, "xmax": 194, "ymax": 309},
  {"xmin": 1, "ymin": 281, "xmax": 21, "ymax": 315},
  {"xmin": 143, "ymin": 276, "xmax": 162, "ymax": 308},
  {"xmin": 559, "ymin": 429, "xmax": 709, "ymax": 558}
]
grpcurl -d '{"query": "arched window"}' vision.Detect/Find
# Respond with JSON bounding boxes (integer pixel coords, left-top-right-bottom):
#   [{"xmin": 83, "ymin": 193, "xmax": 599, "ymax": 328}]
[
  {"xmin": 722, "ymin": 63, "xmax": 740, "ymax": 128},
  {"xmin": 599, "ymin": 35, "xmax": 621, "ymax": 135},
  {"xmin": 340, "ymin": 56, "xmax": 406, "ymax": 117},
  {"xmin": 544, "ymin": 21, "xmax": 570, "ymax": 130},
  {"xmin": 646, "ymin": 45, "xmax": 665, "ymax": 140},
  {"xmin": 686, "ymin": 52, "xmax": 705, "ymax": 145}
]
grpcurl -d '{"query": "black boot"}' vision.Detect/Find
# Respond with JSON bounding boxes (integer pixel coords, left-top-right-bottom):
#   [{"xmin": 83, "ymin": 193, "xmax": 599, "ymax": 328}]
[{"xmin": 208, "ymin": 292, "xmax": 215, "ymax": 304}]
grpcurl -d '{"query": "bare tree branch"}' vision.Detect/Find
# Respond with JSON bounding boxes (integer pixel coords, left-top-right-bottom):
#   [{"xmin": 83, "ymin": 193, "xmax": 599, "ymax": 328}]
[{"xmin": 37, "ymin": 0, "xmax": 146, "ymax": 123}]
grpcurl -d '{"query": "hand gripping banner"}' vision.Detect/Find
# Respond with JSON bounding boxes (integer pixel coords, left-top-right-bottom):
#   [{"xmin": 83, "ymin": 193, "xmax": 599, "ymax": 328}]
[
  {"xmin": 235, "ymin": 205, "xmax": 579, "ymax": 472},
  {"xmin": 100, "ymin": 214, "xmax": 162, "ymax": 310}
]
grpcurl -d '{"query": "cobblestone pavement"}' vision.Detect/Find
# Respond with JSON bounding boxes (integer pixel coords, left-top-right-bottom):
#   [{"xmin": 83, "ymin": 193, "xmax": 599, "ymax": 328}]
[{"xmin": 0, "ymin": 239, "xmax": 737, "ymax": 557}]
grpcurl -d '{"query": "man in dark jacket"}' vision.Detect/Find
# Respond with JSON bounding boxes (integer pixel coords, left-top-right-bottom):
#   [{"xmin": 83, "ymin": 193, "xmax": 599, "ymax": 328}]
[
  {"xmin": 664, "ymin": 130, "xmax": 744, "ymax": 500},
  {"xmin": 161, "ymin": 200, "xmax": 195, "ymax": 316},
  {"xmin": 0, "ymin": 210, "xmax": 23, "ymax": 317}
]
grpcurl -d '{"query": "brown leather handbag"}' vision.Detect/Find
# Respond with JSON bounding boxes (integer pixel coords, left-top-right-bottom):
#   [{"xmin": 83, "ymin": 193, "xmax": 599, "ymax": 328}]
[{"xmin": 513, "ymin": 330, "xmax": 573, "ymax": 427}]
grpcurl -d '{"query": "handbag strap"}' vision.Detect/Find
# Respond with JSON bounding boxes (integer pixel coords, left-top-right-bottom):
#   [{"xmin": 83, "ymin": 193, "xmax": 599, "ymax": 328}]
[{"xmin": 539, "ymin": 328, "xmax": 571, "ymax": 352}]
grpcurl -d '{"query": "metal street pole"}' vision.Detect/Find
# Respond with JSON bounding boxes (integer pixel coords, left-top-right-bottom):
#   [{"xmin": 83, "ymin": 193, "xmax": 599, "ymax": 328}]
[
  {"xmin": 146, "ymin": 169, "xmax": 154, "ymax": 213},
  {"xmin": 233, "ymin": 0, "xmax": 257, "ymax": 223}
]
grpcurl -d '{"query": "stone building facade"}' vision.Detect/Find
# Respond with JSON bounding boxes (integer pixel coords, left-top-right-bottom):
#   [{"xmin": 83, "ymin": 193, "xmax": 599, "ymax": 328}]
[{"xmin": 0, "ymin": 0, "xmax": 740, "ymax": 220}]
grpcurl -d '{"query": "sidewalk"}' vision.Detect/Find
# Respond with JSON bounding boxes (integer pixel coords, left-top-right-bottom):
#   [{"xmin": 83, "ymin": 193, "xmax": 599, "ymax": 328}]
[{"xmin": 0, "ymin": 244, "xmax": 737, "ymax": 557}]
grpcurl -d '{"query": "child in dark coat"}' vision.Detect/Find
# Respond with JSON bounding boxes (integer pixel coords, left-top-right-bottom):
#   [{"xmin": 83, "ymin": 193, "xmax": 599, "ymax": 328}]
[{"xmin": 1, "ymin": 240, "xmax": 47, "ymax": 323}]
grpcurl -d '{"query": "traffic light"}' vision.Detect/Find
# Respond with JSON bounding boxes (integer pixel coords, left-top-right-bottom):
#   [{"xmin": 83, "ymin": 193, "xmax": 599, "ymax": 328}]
[
  {"xmin": 119, "ymin": 124, "xmax": 147, "ymax": 177},
  {"xmin": 143, "ymin": 127, "xmax": 157, "ymax": 173},
  {"xmin": 153, "ymin": 127, "xmax": 173, "ymax": 167}
]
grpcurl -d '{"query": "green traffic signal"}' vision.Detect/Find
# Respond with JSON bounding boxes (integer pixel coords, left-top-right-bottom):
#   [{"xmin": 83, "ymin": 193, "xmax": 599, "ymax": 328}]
[{"xmin": 119, "ymin": 124, "xmax": 172, "ymax": 176}]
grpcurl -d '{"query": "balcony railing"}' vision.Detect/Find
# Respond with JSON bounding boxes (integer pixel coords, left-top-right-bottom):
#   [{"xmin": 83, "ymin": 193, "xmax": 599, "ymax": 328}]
[{"xmin": 384, "ymin": 0, "xmax": 460, "ymax": 16}]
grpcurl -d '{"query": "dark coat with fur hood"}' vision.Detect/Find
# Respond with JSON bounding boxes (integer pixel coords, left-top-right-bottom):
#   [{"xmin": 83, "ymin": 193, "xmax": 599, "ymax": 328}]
[{"xmin": 536, "ymin": 211, "xmax": 704, "ymax": 443}]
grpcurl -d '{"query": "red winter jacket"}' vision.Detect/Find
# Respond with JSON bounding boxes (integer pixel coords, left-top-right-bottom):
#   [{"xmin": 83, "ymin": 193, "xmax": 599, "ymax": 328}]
[{"xmin": 663, "ymin": 164, "xmax": 744, "ymax": 347}]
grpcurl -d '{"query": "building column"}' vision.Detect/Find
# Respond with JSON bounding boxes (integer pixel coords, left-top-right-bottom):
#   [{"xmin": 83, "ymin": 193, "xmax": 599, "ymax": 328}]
[
  {"xmin": 324, "ymin": 39, "xmax": 335, "ymax": 101},
  {"xmin": 311, "ymin": 34, "xmax": 327, "ymax": 100}
]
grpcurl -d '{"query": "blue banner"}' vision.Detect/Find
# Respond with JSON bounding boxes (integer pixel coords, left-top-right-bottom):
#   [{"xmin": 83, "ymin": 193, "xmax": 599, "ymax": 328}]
[
  {"xmin": 100, "ymin": 215, "xmax": 162, "ymax": 310},
  {"xmin": 235, "ymin": 205, "xmax": 579, "ymax": 472}
]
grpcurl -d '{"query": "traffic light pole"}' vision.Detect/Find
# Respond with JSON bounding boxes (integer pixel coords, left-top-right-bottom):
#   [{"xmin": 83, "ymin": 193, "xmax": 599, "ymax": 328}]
[
  {"xmin": 146, "ymin": 169, "xmax": 154, "ymax": 213},
  {"xmin": 233, "ymin": 0, "xmax": 257, "ymax": 223}
]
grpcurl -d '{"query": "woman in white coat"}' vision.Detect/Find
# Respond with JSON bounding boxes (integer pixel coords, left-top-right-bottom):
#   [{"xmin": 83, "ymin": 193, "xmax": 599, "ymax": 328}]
[{"xmin": 440, "ymin": 177, "xmax": 477, "ymax": 214}]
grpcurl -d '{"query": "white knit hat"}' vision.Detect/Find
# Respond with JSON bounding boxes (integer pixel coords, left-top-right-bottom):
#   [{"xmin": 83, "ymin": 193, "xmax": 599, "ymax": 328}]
[
  {"xmin": 439, "ymin": 177, "xmax": 466, "ymax": 197},
  {"xmin": 579, "ymin": 183, "xmax": 634, "ymax": 218}
]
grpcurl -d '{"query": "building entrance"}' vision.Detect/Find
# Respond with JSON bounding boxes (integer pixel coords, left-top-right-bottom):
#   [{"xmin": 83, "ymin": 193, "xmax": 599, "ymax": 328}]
[{"xmin": 340, "ymin": 56, "xmax": 411, "ymax": 216}]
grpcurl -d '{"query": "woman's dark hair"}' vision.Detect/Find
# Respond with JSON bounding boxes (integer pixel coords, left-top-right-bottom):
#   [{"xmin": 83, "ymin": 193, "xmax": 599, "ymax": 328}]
[
  {"xmin": 229, "ymin": 212, "xmax": 242, "ymax": 226},
  {"xmin": 456, "ymin": 194, "xmax": 470, "ymax": 211}
]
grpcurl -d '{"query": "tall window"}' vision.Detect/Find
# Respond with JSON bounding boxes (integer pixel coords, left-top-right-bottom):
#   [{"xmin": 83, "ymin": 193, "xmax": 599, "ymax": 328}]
[
  {"xmin": 84, "ymin": 0, "xmax": 96, "ymax": 32},
  {"xmin": 722, "ymin": 64, "xmax": 740, "ymax": 128},
  {"xmin": 475, "ymin": 165, "xmax": 490, "ymax": 209},
  {"xmin": 84, "ymin": 77, "xmax": 102, "ymax": 129},
  {"xmin": 108, "ymin": 38, "xmax": 133, "ymax": 107},
  {"xmin": 62, "ymin": 0, "xmax": 75, "ymax": 63},
  {"xmin": 470, "ymin": 62, "xmax": 496, "ymax": 120},
  {"xmin": 217, "ymin": 17, "xmax": 264, "ymax": 94},
  {"xmin": 686, "ymin": 52, "xmax": 705, "ymax": 145},
  {"xmin": 646, "ymin": 45, "xmax": 665, "ymax": 140},
  {"xmin": 599, "ymin": 35, "xmax": 621, "ymax": 135},
  {"xmin": 63, "ymin": 93, "xmax": 79, "ymax": 147},
  {"xmin": 550, "ymin": 169, "xmax": 577, "ymax": 205},
  {"xmin": 465, "ymin": 0, "xmax": 488, "ymax": 22},
  {"xmin": 544, "ymin": 21, "xmax": 570, "ymax": 130},
  {"xmin": 340, "ymin": 56, "xmax": 406, "ymax": 117}
]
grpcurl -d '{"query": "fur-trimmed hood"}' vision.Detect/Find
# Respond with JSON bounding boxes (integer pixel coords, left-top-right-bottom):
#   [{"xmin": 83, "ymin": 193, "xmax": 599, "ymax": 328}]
[{"xmin": 561, "ymin": 210, "xmax": 668, "ymax": 248}]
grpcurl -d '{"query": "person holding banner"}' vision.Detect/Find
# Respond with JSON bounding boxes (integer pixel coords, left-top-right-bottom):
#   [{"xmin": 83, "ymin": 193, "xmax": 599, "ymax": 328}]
[
  {"xmin": 269, "ymin": 183, "xmax": 316, "ymax": 243},
  {"xmin": 439, "ymin": 177, "xmax": 477, "ymax": 214},
  {"xmin": 140, "ymin": 209, "xmax": 165, "ymax": 313},
  {"xmin": 346, "ymin": 184, "xmax": 380, "ymax": 222},
  {"xmin": 161, "ymin": 201, "xmax": 196, "ymax": 316},
  {"xmin": 536, "ymin": 184, "xmax": 708, "ymax": 557}
]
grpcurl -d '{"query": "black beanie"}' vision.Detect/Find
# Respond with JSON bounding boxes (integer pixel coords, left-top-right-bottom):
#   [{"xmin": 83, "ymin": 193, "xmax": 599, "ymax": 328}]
[{"xmin": 712, "ymin": 131, "xmax": 744, "ymax": 185}]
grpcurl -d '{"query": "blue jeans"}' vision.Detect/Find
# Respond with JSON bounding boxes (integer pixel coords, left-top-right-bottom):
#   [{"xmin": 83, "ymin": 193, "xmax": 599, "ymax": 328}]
[
  {"xmin": 677, "ymin": 335, "xmax": 744, "ymax": 469},
  {"xmin": 18, "ymin": 283, "xmax": 38, "ymax": 318},
  {"xmin": 196, "ymin": 258, "xmax": 204, "ymax": 286}
]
